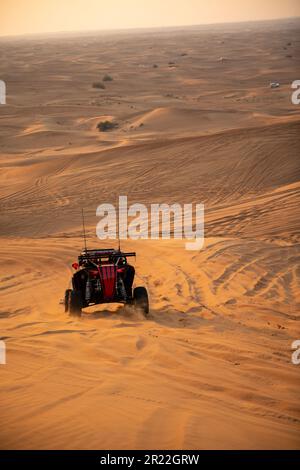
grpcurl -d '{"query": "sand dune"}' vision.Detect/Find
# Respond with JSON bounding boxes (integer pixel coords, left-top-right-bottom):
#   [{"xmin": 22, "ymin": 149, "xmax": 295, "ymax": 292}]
[
  {"xmin": 0, "ymin": 18, "xmax": 300, "ymax": 449},
  {"xmin": 1, "ymin": 237, "xmax": 299, "ymax": 449},
  {"xmin": 128, "ymin": 106, "xmax": 256, "ymax": 136}
]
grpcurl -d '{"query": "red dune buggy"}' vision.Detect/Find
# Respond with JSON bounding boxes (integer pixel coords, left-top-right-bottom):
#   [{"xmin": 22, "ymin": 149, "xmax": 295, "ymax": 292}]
[{"xmin": 65, "ymin": 249, "xmax": 149, "ymax": 317}]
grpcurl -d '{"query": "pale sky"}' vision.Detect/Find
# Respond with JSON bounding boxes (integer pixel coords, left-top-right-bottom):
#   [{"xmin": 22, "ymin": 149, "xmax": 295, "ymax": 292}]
[{"xmin": 1, "ymin": 0, "xmax": 300, "ymax": 37}]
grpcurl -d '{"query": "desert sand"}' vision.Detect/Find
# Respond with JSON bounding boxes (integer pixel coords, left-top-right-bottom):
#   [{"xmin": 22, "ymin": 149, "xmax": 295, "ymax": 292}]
[{"xmin": 0, "ymin": 18, "xmax": 300, "ymax": 449}]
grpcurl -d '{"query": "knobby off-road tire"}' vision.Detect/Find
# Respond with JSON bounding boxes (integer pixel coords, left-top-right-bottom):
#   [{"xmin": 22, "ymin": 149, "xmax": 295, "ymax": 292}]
[
  {"xmin": 133, "ymin": 287, "xmax": 149, "ymax": 315},
  {"xmin": 64, "ymin": 289, "xmax": 71, "ymax": 312},
  {"xmin": 67, "ymin": 290, "xmax": 82, "ymax": 317}
]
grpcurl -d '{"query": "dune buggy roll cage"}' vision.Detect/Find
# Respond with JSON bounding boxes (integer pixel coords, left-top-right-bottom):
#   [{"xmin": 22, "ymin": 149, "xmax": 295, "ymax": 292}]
[{"xmin": 78, "ymin": 249, "xmax": 136, "ymax": 265}]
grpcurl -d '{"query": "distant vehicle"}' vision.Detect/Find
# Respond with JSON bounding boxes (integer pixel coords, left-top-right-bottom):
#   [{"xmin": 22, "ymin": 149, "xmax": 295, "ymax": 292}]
[
  {"xmin": 65, "ymin": 248, "xmax": 149, "ymax": 317},
  {"xmin": 270, "ymin": 82, "xmax": 280, "ymax": 89}
]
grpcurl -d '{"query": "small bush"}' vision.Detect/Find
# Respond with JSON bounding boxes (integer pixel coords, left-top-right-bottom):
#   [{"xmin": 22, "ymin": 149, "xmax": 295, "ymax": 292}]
[
  {"xmin": 153, "ymin": 64, "xmax": 158, "ymax": 68},
  {"xmin": 92, "ymin": 82, "xmax": 105, "ymax": 89},
  {"xmin": 97, "ymin": 120, "xmax": 118, "ymax": 132},
  {"xmin": 103, "ymin": 74, "xmax": 113, "ymax": 82}
]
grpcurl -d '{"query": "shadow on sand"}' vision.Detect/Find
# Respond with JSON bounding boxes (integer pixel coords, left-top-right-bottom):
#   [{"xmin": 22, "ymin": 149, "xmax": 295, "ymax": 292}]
[{"xmin": 83, "ymin": 304, "xmax": 208, "ymax": 329}]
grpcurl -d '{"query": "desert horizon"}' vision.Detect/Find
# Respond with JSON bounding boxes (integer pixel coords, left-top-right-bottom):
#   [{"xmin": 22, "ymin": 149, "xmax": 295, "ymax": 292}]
[
  {"xmin": 1, "ymin": 0, "xmax": 300, "ymax": 36},
  {"xmin": 0, "ymin": 16, "xmax": 299, "ymax": 40},
  {"xmin": 0, "ymin": 12, "xmax": 300, "ymax": 451}
]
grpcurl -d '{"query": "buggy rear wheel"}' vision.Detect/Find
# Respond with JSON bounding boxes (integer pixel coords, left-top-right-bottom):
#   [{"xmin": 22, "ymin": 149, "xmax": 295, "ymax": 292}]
[
  {"xmin": 64, "ymin": 289, "xmax": 71, "ymax": 312},
  {"xmin": 67, "ymin": 289, "xmax": 82, "ymax": 317},
  {"xmin": 133, "ymin": 286, "xmax": 149, "ymax": 315}
]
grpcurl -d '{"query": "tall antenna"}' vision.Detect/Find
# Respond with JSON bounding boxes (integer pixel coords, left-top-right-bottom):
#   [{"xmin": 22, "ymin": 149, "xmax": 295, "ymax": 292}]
[
  {"xmin": 81, "ymin": 208, "xmax": 87, "ymax": 252},
  {"xmin": 118, "ymin": 233, "xmax": 121, "ymax": 252},
  {"xmin": 116, "ymin": 194, "xmax": 121, "ymax": 252}
]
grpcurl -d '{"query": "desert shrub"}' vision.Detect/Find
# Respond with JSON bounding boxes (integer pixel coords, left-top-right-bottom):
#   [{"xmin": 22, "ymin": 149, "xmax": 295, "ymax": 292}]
[
  {"xmin": 92, "ymin": 82, "xmax": 105, "ymax": 89},
  {"xmin": 97, "ymin": 120, "xmax": 118, "ymax": 132},
  {"xmin": 103, "ymin": 74, "xmax": 113, "ymax": 82},
  {"xmin": 153, "ymin": 64, "xmax": 158, "ymax": 68}
]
